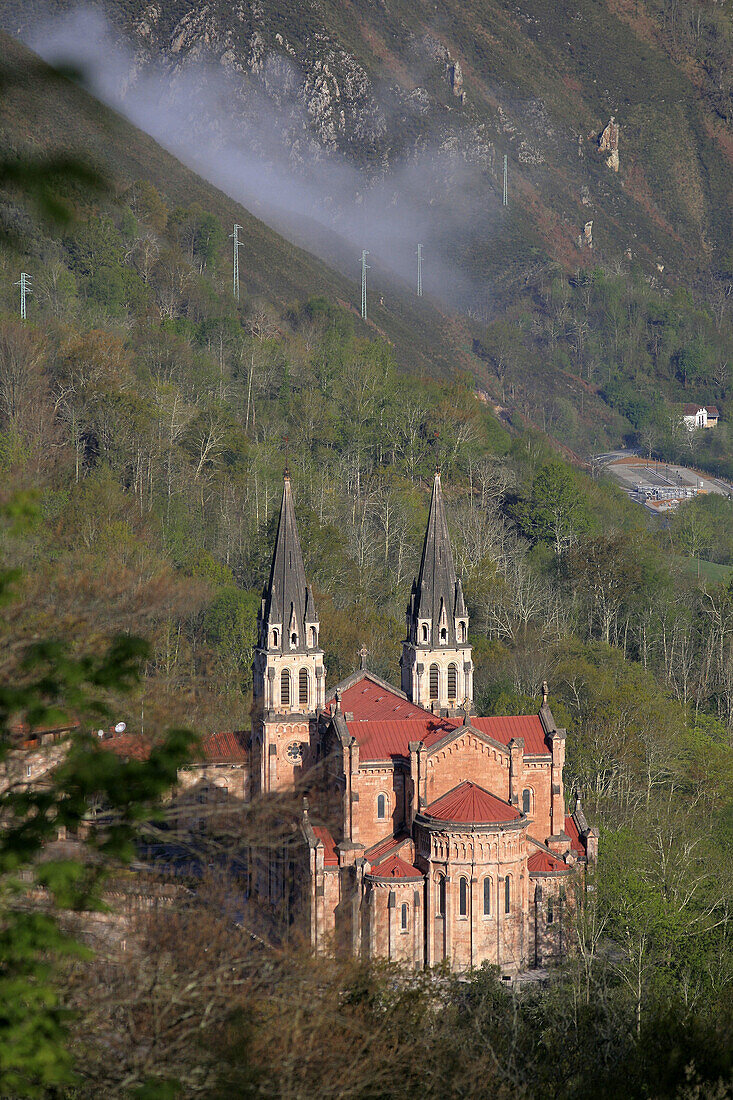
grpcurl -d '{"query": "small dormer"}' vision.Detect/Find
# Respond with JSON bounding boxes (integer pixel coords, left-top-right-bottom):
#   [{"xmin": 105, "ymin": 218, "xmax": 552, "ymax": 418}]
[
  {"xmin": 270, "ymin": 625, "xmax": 281, "ymax": 650},
  {"xmin": 419, "ymin": 620, "xmax": 430, "ymax": 645},
  {"xmin": 288, "ymin": 605, "xmax": 299, "ymax": 649},
  {"xmin": 438, "ymin": 600, "xmax": 448, "ymax": 645},
  {"xmin": 456, "ymin": 619, "xmax": 467, "ymax": 644},
  {"xmin": 307, "ymin": 623, "xmax": 318, "ymax": 649}
]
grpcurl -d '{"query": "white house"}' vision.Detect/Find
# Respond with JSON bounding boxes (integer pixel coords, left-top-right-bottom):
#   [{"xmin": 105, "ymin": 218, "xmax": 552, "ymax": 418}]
[{"xmin": 682, "ymin": 404, "xmax": 720, "ymax": 431}]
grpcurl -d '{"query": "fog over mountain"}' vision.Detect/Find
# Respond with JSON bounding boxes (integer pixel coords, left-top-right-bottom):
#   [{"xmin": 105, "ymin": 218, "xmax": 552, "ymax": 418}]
[{"xmin": 21, "ymin": 5, "xmax": 496, "ymax": 310}]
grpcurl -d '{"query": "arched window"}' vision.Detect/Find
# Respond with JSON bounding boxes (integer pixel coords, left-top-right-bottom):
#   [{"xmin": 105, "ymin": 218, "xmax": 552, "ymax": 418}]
[
  {"xmin": 447, "ymin": 663, "xmax": 458, "ymax": 699},
  {"xmin": 309, "ymin": 626, "xmax": 317, "ymax": 647},
  {"xmin": 547, "ymin": 896, "xmax": 554, "ymax": 925},
  {"xmin": 429, "ymin": 664, "xmax": 439, "ymax": 700},
  {"xmin": 436, "ymin": 875, "xmax": 446, "ymax": 917},
  {"xmin": 459, "ymin": 876, "xmax": 468, "ymax": 917},
  {"xmin": 299, "ymin": 667, "xmax": 309, "ymax": 707},
  {"xmin": 440, "ymin": 627, "xmax": 447, "ymax": 643},
  {"xmin": 458, "ymin": 621, "xmax": 466, "ymax": 643},
  {"xmin": 421, "ymin": 623, "xmax": 429, "ymax": 643},
  {"xmin": 290, "ymin": 631, "xmax": 297, "ymax": 647},
  {"xmin": 272, "ymin": 628, "xmax": 279, "ymax": 648},
  {"xmin": 401, "ymin": 902, "xmax": 409, "ymax": 931},
  {"xmin": 377, "ymin": 793, "xmax": 388, "ymax": 820},
  {"xmin": 504, "ymin": 875, "xmax": 511, "ymax": 914},
  {"xmin": 483, "ymin": 877, "xmax": 492, "ymax": 916},
  {"xmin": 522, "ymin": 788, "xmax": 532, "ymax": 815},
  {"xmin": 280, "ymin": 669, "xmax": 290, "ymax": 707}
]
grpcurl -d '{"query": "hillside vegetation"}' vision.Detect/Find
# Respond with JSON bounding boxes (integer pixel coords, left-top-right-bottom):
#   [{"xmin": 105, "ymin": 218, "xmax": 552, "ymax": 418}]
[{"xmin": 0, "ymin": 28, "xmax": 732, "ymax": 1100}]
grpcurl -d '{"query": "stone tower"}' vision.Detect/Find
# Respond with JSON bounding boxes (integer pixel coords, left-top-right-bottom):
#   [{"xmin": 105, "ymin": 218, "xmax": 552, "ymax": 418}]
[
  {"xmin": 252, "ymin": 473, "xmax": 325, "ymax": 793},
  {"xmin": 401, "ymin": 470, "xmax": 473, "ymax": 713}
]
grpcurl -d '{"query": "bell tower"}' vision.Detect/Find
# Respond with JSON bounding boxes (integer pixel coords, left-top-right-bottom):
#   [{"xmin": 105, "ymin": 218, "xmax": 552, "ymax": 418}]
[
  {"xmin": 252, "ymin": 472, "xmax": 325, "ymax": 793},
  {"xmin": 401, "ymin": 470, "xmax": 473, "ymax": 713}
]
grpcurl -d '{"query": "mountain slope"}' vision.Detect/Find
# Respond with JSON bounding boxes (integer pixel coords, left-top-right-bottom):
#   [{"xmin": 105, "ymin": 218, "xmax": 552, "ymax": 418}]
[
  {"xmin": 4, "ymin": 0, "xmax": 730, "ymax": 303},
  {"xmin": 0, "ymin": 30, "xmax": 481, "ymax": 384}
]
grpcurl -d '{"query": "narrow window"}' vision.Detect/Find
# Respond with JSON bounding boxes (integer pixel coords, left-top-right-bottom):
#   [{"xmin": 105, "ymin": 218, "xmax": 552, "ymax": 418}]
[
  {"xmin": 459, "ymin": 621, "xmax": 466, "ymax": 643},
  {"xmin": 291, "ymin": 631, "xmax": 297, "ymax": 647},
  {"xmin": 436, "ymin": 875, "xmax": 446, "ymax": 917},
  {"xmin": 429, "ymin": 664, "xmax": 439, "ymax": 700},
  {"xmin": 459, "ymin": 876, "xmax": 468, "ymax": 917},
  {"xmin": 421, "ymin": 623, "xmax": 428, "ymax": 643},
  {"xmin": 440, "ymin": 627, "xmax": 447, "ymax": 643},
  {"xmin": 377, "ymin": 793, "xmax": 387, "ymax": 820},
  {"xmin": 299, "ymin": 667, "xmax": 309, "ymax": 707},
  {"xmin": 447, "ymin": 663, "xmax": 458, "ymax": 699},
  {"xmin": 280, "ymin": 669, "xmax": 290, "ymax": 707},
  {"xmin": 504, "ymin": 875, "xmax": 511, "ymax": 914},
  {"xmin": 25, "ymin": 764, "xmax": 31, "ymax": 778},
  {"xmin": 547, "ymin": 896, "xmax": 554, "ymax": 925},
  {"xmin": 401, "ymin": 902, "xmax": 409, "ymax": 931},
  {"xmin": 483, "ymin": 877, "xmax": 492, "ymax": 916},
  {"xmin": 522, "ymin": 788, "xmax": 532, "ymax": 815},
  {"xmin": 309, "ymin": 626, "xmax": 317, "ymax": 647},
  {"xmin": 272, "ymin": 628, "xmax": 279, "ymax": 648}
]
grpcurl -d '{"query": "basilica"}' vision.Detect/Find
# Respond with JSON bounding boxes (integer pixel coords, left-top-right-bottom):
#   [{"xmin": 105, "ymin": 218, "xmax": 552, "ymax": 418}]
[{"xmin": 247, "ymin": 470, "xmax": 596, "ymax": 974}]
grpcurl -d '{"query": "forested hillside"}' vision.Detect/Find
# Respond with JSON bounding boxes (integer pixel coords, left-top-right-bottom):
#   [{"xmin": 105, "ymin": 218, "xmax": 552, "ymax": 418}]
[{"xmin": 1, "ymin": 27, "xmax": 733, "ymax": 1100}]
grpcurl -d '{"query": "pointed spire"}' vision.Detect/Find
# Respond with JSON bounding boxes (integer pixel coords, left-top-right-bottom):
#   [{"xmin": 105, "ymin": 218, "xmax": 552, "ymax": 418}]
[
  {"xmin": 260, "ymin": 474, "xmax": 317, "ymax": 652},
  {"xmin": 410, "ymin": 470, "xmax": 463, "ymax": 645}
]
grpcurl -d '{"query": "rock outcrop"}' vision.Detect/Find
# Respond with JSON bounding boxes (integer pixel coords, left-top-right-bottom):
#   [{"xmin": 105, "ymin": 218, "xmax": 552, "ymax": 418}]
[{"xmin": 598, "ymin": 117, "xmax": 619, "ymax": 171}]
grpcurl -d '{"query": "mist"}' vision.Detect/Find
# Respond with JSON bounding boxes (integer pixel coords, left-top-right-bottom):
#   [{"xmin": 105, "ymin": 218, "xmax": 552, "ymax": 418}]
[{"xmin": 17, "ymin": 5, "xmax": 499, "ymax": 312}]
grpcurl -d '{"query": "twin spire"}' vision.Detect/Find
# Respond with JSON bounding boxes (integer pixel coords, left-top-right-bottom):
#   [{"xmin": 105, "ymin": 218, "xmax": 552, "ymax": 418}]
[
  {"xmin": 407, "ymin": 470, "xmax": 467, "ymax": 648},
  {"xmin": 259, "ymin": 472, "xmax": 318, "ymax": 653},
  {"xmin": 259, "ymin": 468, "xmax": 467, "ymax": 666}
]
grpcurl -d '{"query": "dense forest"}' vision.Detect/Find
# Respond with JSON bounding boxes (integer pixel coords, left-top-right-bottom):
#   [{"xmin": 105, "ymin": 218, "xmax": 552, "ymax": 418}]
[{"xmin": 0, "ymin": 46, "xmax": 732, "ymax": 1100}]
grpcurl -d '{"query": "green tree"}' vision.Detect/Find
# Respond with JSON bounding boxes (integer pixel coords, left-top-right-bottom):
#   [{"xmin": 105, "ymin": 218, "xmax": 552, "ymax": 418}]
[{"xmin": 0, "ymin": 499, "xmax": 195, "ymax": 1096}]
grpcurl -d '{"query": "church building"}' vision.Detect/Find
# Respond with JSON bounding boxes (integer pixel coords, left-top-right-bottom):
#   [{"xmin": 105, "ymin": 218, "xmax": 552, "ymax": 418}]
[{"xmin": 248, "ymin": 470, "xmax": 596, "ymax": 974}]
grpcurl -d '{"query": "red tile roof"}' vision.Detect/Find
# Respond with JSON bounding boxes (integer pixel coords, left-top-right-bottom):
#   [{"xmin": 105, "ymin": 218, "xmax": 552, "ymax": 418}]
[
  {"xmin": 528, "ymin": 849, "xmax": 571, "ymax": 874},
  {"xmin": 347, "ymin": 717, "xmax": 458, "ymax": 763},
  {"xmin": 365, "ymin": 831, "xmax": 411, "ymax": 865},
  {"xmin": 331, "ymin": 674, "xmax": 429, "ymax": 722},
  {"xmin": 329, "ymin": 672, "xmax": 551, "ymax": 762},
  {"xmin": 425, "ymin": 781, "xmax": 521, "ymax": 824},
  {"xmin": 200, "ymin": 730, "xmax": 249, "ymax": 763},
  {"xmin": 100, "ymin": 733, "xmax": 152, "ymax": 761},
  {"xmin": 312, "ymin": 825, "xmax": 338, "ymax": 866},
  {"xmin": 565, "ymin": 814, "xmax": 587, "ymax": 859},
  {"xmin": 469, "ymin": 716, "xmax": 550, "ymax": 756},
  {"xmin": 366, "ymin": 853, "xmax": 423, "ymax": 880}
]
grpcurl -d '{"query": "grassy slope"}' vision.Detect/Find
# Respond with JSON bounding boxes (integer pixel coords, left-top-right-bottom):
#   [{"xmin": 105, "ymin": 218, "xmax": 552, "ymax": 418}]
[{"xmin": 0, "ymin": 31, "xmax": 483, "ymax": 386}]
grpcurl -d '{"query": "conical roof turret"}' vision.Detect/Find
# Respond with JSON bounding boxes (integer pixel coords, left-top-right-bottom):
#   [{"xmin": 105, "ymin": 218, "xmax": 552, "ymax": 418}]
[
  {"xmin": 259, "ymin": 473, "xmax": 318, "ymax": 652},
  {"xmin": 409, "ymin": 470, "xmax": 465, "ymax": 646}
]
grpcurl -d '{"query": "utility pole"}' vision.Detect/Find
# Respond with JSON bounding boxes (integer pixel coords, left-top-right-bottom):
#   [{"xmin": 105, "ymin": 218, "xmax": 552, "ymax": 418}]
[
  {"xmin": 417, "ymin": 243, "xmax": 423, "ymax": 297},
  {"xmin": 13, "ymin": 272, "xmax": 32, "ymax": 320},
  {"xmin": 230, "ymin": 224, "xmax": 243, "ymax": 301},
  {"xmin": 361, "ymin": 249, "xmax": 369, "ymax": 321},
  {"xmin": 503, "ymin": 155, "xmax": 508, "ymax": 207}
]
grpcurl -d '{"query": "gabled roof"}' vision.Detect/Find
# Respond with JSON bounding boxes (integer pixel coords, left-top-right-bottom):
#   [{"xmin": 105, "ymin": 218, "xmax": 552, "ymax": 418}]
[
  {"xmin": 328, "ymin": 671, "xmax": 428, "ymax": 722},
  {"xmin": 408, "ymin": 471, "xmax": 465, "ymax": 646},
  {"xmin": 259, "ymin": 474, "xmax": 317, "ymax": 651},
  {"xmin": 366, "ymin": 853, "xmax": 423, "ymax": 880},
  {"xmin": 326, "ymin": 672, "xmax": 551, "ymax": 762},
  {"xmin": 565, "ymin": 814, "xmax": 587, "ymax": 859},
  {"xmin": 100, "ymin": 733, "xmax": 152, "ymax": 761},
  {"xmin": 365, "ymin": 830, "xmax": 411, "ymax": 866},
  {"xmin": 528, "ymin": 849, "xmax": 571, "ymax": 875},
  {"xmin": 424, "ymin": 780, "xmax": 522, "ymax": 824},
  {"xmin": 200, "ymin": 730, "xmax": 249, "ymax": 763},
  {"xmin": 469, "ymin": 716, "xmax": 551, "ymax": 756},
  {"xmin": 312, "ymin": 825, "xmax": 338, "ymax": 866}
]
